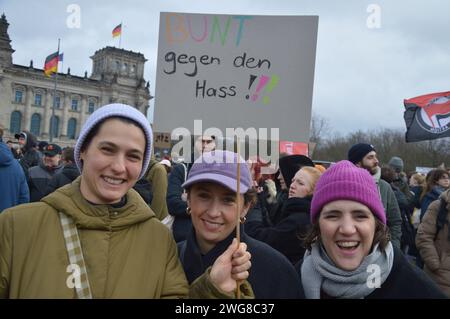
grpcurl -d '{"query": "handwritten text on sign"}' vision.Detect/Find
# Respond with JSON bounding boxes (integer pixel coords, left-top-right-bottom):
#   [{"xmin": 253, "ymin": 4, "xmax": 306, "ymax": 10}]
[
  {"xmin": 154, "ymin": 13, "xmax": 318, "ymax": 143},
  {"xmin": 162, "ymin": 13, "xmax": 277, "ymax": 103}
]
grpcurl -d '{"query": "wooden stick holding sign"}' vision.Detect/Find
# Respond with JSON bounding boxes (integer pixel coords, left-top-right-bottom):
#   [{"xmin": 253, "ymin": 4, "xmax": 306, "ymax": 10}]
[{"xmin": 235, "ymin": 138, "xmax": 241, "ymax": 299}]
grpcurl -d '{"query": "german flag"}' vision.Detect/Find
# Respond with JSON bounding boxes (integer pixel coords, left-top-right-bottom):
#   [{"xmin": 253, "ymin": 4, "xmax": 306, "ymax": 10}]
[
  {"xmin": 112, "ymin": 24, "xmax": 122, "ymax": 38},
  {"xmin": 44, "ymin": 51, "xmax": 59, "ymax": 77}
]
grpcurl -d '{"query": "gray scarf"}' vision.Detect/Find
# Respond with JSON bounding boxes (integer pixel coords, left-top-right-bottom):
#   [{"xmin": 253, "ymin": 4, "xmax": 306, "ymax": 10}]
[{"xmin": 301, "ymin": 242, "xmax": 394, "ymax": 299}]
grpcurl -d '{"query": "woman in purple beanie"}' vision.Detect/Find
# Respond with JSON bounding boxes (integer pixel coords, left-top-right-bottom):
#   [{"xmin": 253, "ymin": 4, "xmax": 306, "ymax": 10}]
[
  {"xmin": 179, "ymin": 150, "xmax": 304, "ymax": 298},
  {"xmin": 296, "ymin": 160, "xmax": 446, "ymax": 299}
]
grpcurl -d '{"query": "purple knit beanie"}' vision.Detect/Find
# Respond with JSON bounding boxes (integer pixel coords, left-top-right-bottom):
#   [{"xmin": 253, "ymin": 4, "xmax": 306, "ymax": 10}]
[
  {"xmin": 310, "ymin": 160, "xmax": 386, "ymax": 224},
  {"xmin": 74, "ymin": 103, "xmax": 153, "ymax": 180}
]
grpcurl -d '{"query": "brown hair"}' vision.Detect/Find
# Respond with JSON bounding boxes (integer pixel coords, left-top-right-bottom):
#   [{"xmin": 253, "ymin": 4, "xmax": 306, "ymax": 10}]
[
  {"xmin": 420, "ymin": 169, "xmax": 449, "ymax": 201},
  {"xmin": 303, "ymin": 214, "xmax": 390, "ymax": 252},
  {"xmin": 62, "ymin": 147, "xmax": 75, "ymax": 163}
]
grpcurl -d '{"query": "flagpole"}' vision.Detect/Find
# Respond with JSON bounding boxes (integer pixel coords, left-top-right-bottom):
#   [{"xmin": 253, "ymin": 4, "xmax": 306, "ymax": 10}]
[
  {"xmin": 50, "ymin": 38, "xmax": 60, "ymax": 143},
  {"xmin": 119, "ymin": 21, "xmax": 122, "ymax": 48},
  {"xmin": 235, "ymin": 136, "xmax": 241, "ymax": 299}
]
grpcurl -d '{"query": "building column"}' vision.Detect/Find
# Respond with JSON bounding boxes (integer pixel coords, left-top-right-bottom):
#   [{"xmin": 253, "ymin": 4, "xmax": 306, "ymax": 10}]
[
  {"xmin": 61, "ymin": 93, "xmax": 70, "ymax": 139},
  {"xmin": 23, "ymin": 85, "xmax": 32, "ymax": 131},
  {"xmin": 80, "ymin": 95, "xmax": 88, "ymax": 136},
  {"xmin": 42, "ymin": 91, "xmax": 52, "ymax": 139}
]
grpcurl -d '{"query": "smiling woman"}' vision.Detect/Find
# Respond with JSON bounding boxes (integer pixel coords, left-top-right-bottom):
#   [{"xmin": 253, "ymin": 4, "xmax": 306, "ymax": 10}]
[
  {"xmin": 179, "ymin": 150, "xmax": 304, "ymax": 298},
  {"xmin": 0, "ymin": 104, "xmax": 253, "ymax": 299},
  {"xmin": 297, "ymin": 160, "xmax": 446, "ymax": 299}
]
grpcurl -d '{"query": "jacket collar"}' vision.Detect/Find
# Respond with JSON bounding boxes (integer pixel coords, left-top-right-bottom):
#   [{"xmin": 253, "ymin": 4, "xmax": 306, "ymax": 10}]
[{"xmin": 41, "ymin": 176, "xmax": 154, "ymax": 231}]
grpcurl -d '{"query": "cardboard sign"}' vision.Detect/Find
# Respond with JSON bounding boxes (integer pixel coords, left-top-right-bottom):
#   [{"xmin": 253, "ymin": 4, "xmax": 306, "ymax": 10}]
[
  {"xmin": 154, "ymin": 12, "xmax": 318, "ymax": 142},
  {"xmin": 153, "ymin": 132, "xmax": 172, "ymax": 149}
]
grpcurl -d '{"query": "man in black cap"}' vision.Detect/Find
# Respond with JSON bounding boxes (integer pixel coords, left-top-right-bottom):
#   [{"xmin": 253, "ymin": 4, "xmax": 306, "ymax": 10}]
[
  {"xmin": 347, "ymin": 143, "xmax": 402, "ymax": 249},
  {"xmin": 28, "ymin": 143, "xmax": 63, "ymax": 202}
]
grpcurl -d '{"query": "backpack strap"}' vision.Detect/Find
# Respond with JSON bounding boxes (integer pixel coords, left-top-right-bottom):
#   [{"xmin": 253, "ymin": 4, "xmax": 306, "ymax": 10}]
[
  {"xmin": 178, "ymin": 240, "xmax": 187, "ymax": 262},
  {"xmin": 434, "ymin": 198, "xmax": 449, "ymax": 241},
  {"xmin": 59, "ymin": 212, "xmax": 93, "ymax": 299}
]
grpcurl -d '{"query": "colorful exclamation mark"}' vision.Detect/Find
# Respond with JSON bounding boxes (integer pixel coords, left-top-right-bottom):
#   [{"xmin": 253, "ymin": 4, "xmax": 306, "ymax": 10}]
[
  {"xmin": 251, "ymin": 75, "xmax": 269, "ymax": 101},
  {"xmin": 262, "ymin": 75, "xmax": 279, "ymax": 105}
]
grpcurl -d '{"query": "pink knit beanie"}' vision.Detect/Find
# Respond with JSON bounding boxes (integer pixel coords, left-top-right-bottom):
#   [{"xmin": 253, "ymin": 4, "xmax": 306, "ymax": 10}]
[{"xmin": 310, "ymin": 160, "xmax": 386, "ymax": 224}]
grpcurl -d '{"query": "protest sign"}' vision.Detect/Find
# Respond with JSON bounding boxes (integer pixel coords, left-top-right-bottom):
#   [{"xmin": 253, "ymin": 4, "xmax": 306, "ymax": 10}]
[{"xmin": 154, "ymin": 12, "xmax": 318, "ymax": 143}]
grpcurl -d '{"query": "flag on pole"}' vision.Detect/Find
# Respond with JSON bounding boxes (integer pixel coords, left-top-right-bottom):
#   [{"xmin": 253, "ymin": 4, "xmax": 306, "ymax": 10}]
[
  {"xmin": 404, "ymin": 91, "xmax": 450, "ymax": 142},
  {"xmin": 44, "ymin": 51, "xmax": 60, "ymax": 77},
  {"xmin": 112, "ymin": 24, "xmax": 122, "ymax": 38},
  {"xmin": 58, "ymin": 53, "xmax": 64, "ymax": 62}
]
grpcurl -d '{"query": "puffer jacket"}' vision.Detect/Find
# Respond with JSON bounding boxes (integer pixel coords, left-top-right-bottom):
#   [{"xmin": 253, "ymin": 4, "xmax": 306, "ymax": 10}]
[
  {"xmin": 0, "ymin": 177, "xmax": 235, "ymax": 299},
  {"xmin": 416, "ymin": 189, "xmax": 450, "ymax": 297}
]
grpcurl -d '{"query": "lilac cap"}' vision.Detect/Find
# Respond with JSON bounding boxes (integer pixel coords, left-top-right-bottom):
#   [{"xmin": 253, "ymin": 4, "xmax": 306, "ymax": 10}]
[{"xmin": 182, "ymin": 150, "xmax": 252, "ymax": 193}]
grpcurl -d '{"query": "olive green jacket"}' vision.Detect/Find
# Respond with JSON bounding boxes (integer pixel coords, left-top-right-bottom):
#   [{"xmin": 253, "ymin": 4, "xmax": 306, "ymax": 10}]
[
  {"xmin": 145, "ymin": 159, "xmax": 169, "ymax": 221},
  {"xmin": 0, "ymin": 177, "xmax": 250, "ymax": 299}
]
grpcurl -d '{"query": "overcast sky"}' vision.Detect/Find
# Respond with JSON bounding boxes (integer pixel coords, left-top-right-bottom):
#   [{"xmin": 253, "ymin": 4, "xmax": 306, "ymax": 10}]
[{"xmin": 2, "ymin": 0, "xmax": 449, "ymax": 137}]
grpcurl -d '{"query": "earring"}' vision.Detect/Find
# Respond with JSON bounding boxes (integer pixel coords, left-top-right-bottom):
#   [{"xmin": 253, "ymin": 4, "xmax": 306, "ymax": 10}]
[
  {"xmin": 239, "ymin": 216, "xmax": 247, "ymax": 224},
  {"xmin": 186, "ymin": 207, "xmax": 191, "ymax": 215}
]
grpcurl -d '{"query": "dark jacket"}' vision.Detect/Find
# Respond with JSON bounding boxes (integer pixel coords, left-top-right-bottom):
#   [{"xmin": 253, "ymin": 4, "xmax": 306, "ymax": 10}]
[
  {"xmin": 411, "ymin": 185, "xmax": 423, "ymax": 209},
  {"xmin": 296, "ymin": 246, "xmax": 446, "ymax": 299},
  {"xmin": 18, "ymin": 131, "xmax": 40, "ymax": 176},
  {"xmin": 178, "ymin": 226, "xmax": 304, "ymax": 299},
  {"xmin": 391, "ymin": 185, "xmax": 416, "ymax": 253},
  {"xmin": 167, "ymin": 162, "xmax": 192, "ymax": 242},
  {"xmin": 0, "ymin": 142, "xmax": 29, "ymax": 212},
  {"xmin": 44, "ymin": 163, "xmax": 80, "ymax": 195},
  {"xmin": 267, "ymin": 190, "xmax": 289, "ymax": 226},
  {"xmin": 28, "ymin": 162, "xmax": 63, "ymax": 202},
  {"xmin": 245, "ymin": 196, "xmax": 311, "ymax": 264},
  {"xmin": 421, "ymin": 186, "xmax": 445, "ymax": 221}
]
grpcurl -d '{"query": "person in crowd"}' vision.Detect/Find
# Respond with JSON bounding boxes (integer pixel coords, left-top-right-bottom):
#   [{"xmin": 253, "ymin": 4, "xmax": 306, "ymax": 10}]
[
  {"xmin": 410, "ymin": 173, "xmax": 425, "ymax": 188},
  {"xmin": 416, "ymin": 187, "xmax": 450, "ymax": 297},
  {"xmin": 144, "ymin": 156, "xmax": 170, "ymax": 223},
  {"xmin": 0, "ymin": 128, "xmax": 29, "ymax": 212},
  {"xmin": 347, "ymin": 143, "xmax": 402, "ymax": 249},
  {"xmin": 28, "ymin": 143, "xmax": 64, "ymax": 202},
  {"xmin": 420, "ymin": 169, "xmax": 449, "ymax": 221},
  {"xmin": 246, "ymin": 156, "xmax": 277, "ymax": 224},
  {"xmin": 245, "ymin": 166, "xmax": 322, "ymax": 264},
  {"xmin": 178, "ymin": 150, "xmax": 304, "ymax": 298},
  {"xmin": 0, "ymin": 104, "xmax": 251, "ymax": 299},
  {"xmin": 160, "ymin": 159, "xmax": 172, "ymax": 175},
  {"xmin": 268, "ymin": 155, "xmax": 315, "ymax": 226},
  {"xmin": 15, "ymin": 130, "xmax": 40, "ymax": 176},
  {"xmin": 388, "ymin": 157, "xmax": 409, "ymax": 192},
  {"xmin": 296, "ymin": 160, "xmax": 446, "ymax": 299},
  {"xmin": 37, "ymin": 141, "xmax": 48, "ymax": 161},
  {"xmin": 167, "ymin": 135, "xmax": 216, "ymax": 242},
  {"xmin": 410, "ymin": 173, "xmax": 426, "ymax": 205},
  {"xmin": 44, "ymin": 147, "xmax": 79, "ymax": 195},
  {"xmin": 381, "ymin": 166, "xmax": 417, "ymax": 257},
  {"xmin": 6, "ymin": 140, "xmax": 20, "ymax": 159}
]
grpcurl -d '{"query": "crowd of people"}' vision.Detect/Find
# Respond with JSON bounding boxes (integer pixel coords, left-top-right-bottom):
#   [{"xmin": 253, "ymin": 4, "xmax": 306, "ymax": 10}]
[{"xmin": 0, "ymin": 103, "xmax": 449, "ymax": 299}]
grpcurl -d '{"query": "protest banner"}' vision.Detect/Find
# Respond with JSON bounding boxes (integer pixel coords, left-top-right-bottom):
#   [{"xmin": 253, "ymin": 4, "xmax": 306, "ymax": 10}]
[{"xmin": 154, "ymin": 12, "xmax": 318, "ymax": 144}]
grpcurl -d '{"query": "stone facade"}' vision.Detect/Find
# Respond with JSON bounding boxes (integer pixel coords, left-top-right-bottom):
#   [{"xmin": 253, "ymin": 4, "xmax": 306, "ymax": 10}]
[{"xmin": 0, "ymin": 14, "xmax": 152, "ymax": 147}]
